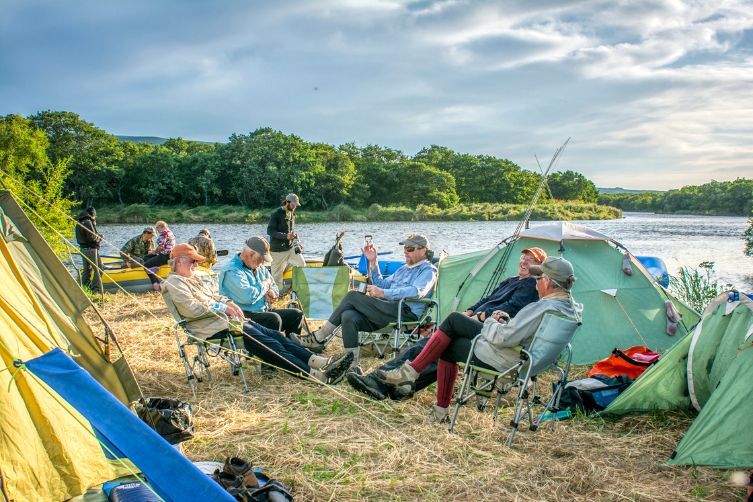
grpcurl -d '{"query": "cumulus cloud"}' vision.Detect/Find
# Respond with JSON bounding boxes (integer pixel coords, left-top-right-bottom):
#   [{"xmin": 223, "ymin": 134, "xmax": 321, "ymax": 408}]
[{"xmin": 1, "ymin": 0, "xmax": 752, "ymax": 189}]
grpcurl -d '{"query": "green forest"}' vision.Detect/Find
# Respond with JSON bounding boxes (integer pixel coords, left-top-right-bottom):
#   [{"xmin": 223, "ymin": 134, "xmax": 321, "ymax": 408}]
[{"xmin": 1, "ymin": 110, "xmax": 752, "ymax": 254}]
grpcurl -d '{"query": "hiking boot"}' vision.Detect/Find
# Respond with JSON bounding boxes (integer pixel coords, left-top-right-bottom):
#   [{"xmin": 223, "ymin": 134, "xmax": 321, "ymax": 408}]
[
  {"xmin": 347, "ymin": 372, "xmax": 387, "ymax": 401},
  {"xmin": 211, "ymin": 469, "xmax": 242, "ymax": 490},
  {"xmin": 223, "ymin": 457, "xmax": 259, "ymax": 489},
  {"xmin": 318, "ymin": 351, "xmax": 354, "ymax": 384},
  {"xmin": 375, "ymin": 361, "xmax": 419, "ymax": 386},
  {"xmin": 290, "ymin": 332, "xmax": 326, "ymax": 353},
  {"xmin": 307, "ymin": 353, "xmax": 334, "ymax": 370},
  {"xmin": 427, "ymin": 403, "xmax": 450, "ymax": 424},
  {"xmin": 392, "ymin": 381, "xmax": 416, "ymax": 400}
]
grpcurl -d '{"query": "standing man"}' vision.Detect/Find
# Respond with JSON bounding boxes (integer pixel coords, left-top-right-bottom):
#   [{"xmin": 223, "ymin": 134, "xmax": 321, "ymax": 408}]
[
  {"xmin": 75, "ymin": 206, "xmax": 104, "ymax": 293},
  {"xmin": 119, "ymin": 226, "xmax": 155, "ymax": 268},
  {"xmin": 219, "ymin": 236, "xmax": 305, "ymax": 335},
  {"xmin": 267, "ymin": 193, "xmax": 305, "ymax": 292}
]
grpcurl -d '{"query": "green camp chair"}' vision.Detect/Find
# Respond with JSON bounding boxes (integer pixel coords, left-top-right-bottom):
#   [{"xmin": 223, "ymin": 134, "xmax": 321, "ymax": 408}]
[
  {"xmin": 161, "ymin": 289, "xmax": 251, "ymax": 397},
  {"xmin": 449, "ymin": 311, "xmax": 579, "ymax": 446},
  {"xmin": 359, "ymin": 297, "xmax": 439, "ymax": 359},
  {"xmin": 290, "ymin": 266, "xmax": 351, "ymax": 320}
]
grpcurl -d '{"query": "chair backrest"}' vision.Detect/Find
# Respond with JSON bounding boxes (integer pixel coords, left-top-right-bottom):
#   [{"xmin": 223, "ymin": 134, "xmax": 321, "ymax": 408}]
[
  {"xmin": 525, "ymin": 312, "xmax": 580, "ymax": 376},
  {"xmin": 161, "ymin": 287, "xmax": 185, "ymax": 324},
  {"xmin": 292, "ymin": 266, "xmax": 350, "ymax": 320}
]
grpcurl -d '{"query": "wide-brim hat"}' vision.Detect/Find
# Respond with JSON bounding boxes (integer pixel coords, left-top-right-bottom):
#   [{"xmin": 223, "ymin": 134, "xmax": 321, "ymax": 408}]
[{"xmin": 171, "ymin": 243, "xmax": 206, "ymax": 262}]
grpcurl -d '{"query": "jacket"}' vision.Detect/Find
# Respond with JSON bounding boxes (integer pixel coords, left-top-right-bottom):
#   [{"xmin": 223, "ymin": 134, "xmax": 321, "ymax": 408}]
[
  {"xmin": 369, "ymin": 259, "xmax": 437, "ymax": 318},
  {"xmin": 120, "ymin": 234, "xmax": 154, "ymax": 264},
  {"xmin": 267, "ymin": 207, "xmax": 293, "ymax": 252},
  {"xmin": 218, "ymin": 254, "xmax": 279, "ymax": 313},
  {"xmin": 75, "ymin": 213, "xmax": 102, "ymax": 249},
  {"xmin": 474, "ymin": 293, "xmax": 582, "ymax": 371},
  {"xmin": 468, "ymin": 276, "xmax": 538, "ymax": 319},
  {"xmin": 188, "ymin": 235, "xmax": 217, "ymax": 265},
  {"xmin": 164, "ymin": 273, "xmax": 230, "ymax": 340}
]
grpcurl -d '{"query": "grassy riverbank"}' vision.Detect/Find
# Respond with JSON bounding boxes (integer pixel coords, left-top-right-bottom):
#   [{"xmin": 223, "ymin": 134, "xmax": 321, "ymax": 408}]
[
  {"xmin": 87, "ymin": 292, "xmax": 739, "ymax": 501},
  {"xmin": 96, "ymin": 201, "xmax": 621, "ymax": 224}
]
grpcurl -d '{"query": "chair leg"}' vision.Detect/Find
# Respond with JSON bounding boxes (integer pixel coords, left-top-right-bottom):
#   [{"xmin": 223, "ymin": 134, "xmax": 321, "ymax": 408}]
[
  {"xmin": 449, "ymin": 365, "xmax": 475, "ymax": 433},
  {"xmin": 507, "ymin": 379, "xmax": 529, "ymax": 447}
]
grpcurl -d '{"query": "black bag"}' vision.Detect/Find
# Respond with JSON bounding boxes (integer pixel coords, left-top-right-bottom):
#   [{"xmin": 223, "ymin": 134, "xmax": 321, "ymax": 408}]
[
  {"xmin": 559, "ymin": 375, "xmax": 634, "ymax": 415},
  {"xmin": 133, "ymin": 397, "xmax": 194, "ymax": 445},
  {"xmin": 323, "ymin": 231, "xmax": 346, "ymax": 266}
]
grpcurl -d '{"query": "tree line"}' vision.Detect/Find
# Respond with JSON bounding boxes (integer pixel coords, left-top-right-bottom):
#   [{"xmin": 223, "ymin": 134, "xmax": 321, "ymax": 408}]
[
  {"xmin": 3, "ymin": 110, "xmax": 600, "ymax": 212},
  {"xmin": 598, "ymin": 179, "xmax": 753, "ymax": 217}
]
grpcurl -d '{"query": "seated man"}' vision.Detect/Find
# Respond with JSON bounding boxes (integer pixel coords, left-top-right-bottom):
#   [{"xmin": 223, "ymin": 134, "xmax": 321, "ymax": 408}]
[
  {"xmin": 163, "ymin": 243, "xmax": 352, "ymax": 384},
  {"xmin": 219, "ymin": 236, "xmax": 304, "ymax": 335},
  {"xmin": 119, "ymin": 226, "xmax": 155, "ymax": 268},
  {"xmin": 348, "ymin": 247, "xmax": 546, "ymax": 400},
  {"xmin": 293, "ymin": 233, "xmax": 437, "ymax": 371},
  {"xmin": 188, "ymin": 228, "xmax": 218, "ymax": 266},
  {"xmin": 377, "ymin": 256, "xmax": 581, "ymax": 423}
]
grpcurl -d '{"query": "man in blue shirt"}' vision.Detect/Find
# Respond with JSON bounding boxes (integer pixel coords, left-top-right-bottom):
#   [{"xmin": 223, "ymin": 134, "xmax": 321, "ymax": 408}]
[
  {"xmin": 219, "ymin": 236, "xmax": 304, "ymax": 335},
  {"xmin": 293, "ymin": 233, "xmax": 437, "ymax": 370}
]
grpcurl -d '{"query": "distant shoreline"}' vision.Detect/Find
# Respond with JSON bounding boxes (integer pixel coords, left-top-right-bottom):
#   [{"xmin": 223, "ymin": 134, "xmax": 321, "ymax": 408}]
[{"xmin": 94, "ymin": 202, "xmax": 622, "ymax": 224}]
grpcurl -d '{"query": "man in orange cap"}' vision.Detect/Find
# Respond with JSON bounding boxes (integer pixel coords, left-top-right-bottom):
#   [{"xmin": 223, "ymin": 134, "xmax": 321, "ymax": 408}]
[
  {"xmin": 348, "ymin": 247, "xmax": 547, "ymax": 401},
  {"xmin": 163, "ymin": 243, "xmax": 352, "ymax": 384}
]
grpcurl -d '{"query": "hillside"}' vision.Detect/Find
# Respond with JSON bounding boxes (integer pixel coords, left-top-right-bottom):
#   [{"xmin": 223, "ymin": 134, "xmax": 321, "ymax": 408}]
[{"xmin": 598, "ymin": 187, "xmax": 663, "ymax": 194}]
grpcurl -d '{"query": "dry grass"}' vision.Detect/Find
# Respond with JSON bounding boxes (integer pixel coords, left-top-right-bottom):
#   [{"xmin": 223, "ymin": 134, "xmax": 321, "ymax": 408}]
[{"xmin": 90, "ymin": 292, "xmax": 742, "ymax": 501}]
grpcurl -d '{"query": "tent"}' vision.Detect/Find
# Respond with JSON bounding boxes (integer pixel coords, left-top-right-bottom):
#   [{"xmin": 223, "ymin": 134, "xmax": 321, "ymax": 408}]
[
  {"xmin": 604, "ymin": 292, "xmax": 753, "ymax": 468},
  {"xmin": 0, "ymin": 191, "xmax": 231, "ymax": 500},
  {"xmin": 435, "ymin": 222, "xmax": 699, "ymax": 364}
]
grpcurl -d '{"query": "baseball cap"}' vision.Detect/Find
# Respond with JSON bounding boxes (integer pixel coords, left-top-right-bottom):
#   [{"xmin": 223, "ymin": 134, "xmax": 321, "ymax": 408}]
[
  {"xmin": 528, "ymin": 256, "xmax": 576, "ymax": 291},
  {"xmin": 143, "ymin": 226, "xmax": 155, "ymax": 234},
  {"xmin": 285, "ymin": 193, "xmax": 301, "ymax": 206},
  {"xmin": 399, "ymin": 233, "xmax": 429, "ymax": 249},
  {"xmin": 246, "ymin": 236, "xmax": 273, "ymax": 264},
  {"xmin": 171, "ymin": 243, "xmax": 205, "ymax": 262},
  {"xmin": 522, "ymin": 247, "xmax": 547, "ymax": 263}
]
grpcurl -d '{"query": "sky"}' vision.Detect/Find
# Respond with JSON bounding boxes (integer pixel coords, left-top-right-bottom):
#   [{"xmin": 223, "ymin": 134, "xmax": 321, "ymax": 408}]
[{"xmin": 1, "ymin": 0, "xmax": 752, "ymax": 190}]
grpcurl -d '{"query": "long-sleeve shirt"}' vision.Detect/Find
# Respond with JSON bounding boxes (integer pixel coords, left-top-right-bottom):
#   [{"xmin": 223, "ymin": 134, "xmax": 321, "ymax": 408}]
[
  {"xmin": 218, "ymin": 254, "xmax": 278, "ymax": 313},
  {"xmin": 370, "ymin": 259, "xmax": 437, "ymax": 318},
  {"xmin": 120, "ymin": 234, "xmax": 154, "ymax": 264},
  {"xmin": 75, "ymin": 214, "xmax": 102, "ymax": 249},
  {"xmin": 188, "ymin": 235, "xmax": 217, "ymax": 265},
  {"xmin": 164, "ymin": 273, "xmax": 230, "ymax": 340},
  {"xmin": 468, "ymin": 276, "xmax": 538, "ymax": 319},
  {"xmin": 267, "ymin": 207, "xmax": 293, "ymax": 252},
  {"xmin": 474, "ymin": 292, "xmax": 581, "ymax": 371},
  {"xmin": 156, "ymin": 229, "xmax": 175, "ymax": 256}
]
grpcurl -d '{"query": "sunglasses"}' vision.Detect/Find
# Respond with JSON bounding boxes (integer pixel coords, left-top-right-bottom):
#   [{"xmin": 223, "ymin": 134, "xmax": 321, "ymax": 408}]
[{"xmin": 403, "ymin": 245, "xmax": 424, "ymax": 252}]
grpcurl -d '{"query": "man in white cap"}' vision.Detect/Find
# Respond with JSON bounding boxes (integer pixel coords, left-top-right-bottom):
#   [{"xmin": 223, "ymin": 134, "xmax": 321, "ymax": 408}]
[
  {"xmin": 267, "ymin": 193, "xmax": 305, "ymax": 292},
  {"xmin": 292, "ymin": 233, "xmax": 438, "ymax": 371},
  {"xmin": 219, "ymin": 236, "xmax": 304, "ymax": 336}
]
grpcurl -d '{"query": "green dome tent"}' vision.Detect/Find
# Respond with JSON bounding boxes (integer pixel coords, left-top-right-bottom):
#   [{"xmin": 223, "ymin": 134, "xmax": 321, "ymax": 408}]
[
  {"xmin": 605, "ymin": 292, "xmax": 753, "ymax": 468},
  {"xmin": 434, "ymin": 222, "xmax": 699, "ymax": 364}
]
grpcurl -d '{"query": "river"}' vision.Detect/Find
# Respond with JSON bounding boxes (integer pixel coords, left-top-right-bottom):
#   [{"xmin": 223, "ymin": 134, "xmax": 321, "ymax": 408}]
[{"xmin": 98, "ymin": 212, "xmax": 753, "ymax": 290}]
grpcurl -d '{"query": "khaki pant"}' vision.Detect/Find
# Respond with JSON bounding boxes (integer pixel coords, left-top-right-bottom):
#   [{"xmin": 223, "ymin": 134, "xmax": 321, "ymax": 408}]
[{"xmin": 270, "ymin": 247, "xmax": 306, "ymax": 291}]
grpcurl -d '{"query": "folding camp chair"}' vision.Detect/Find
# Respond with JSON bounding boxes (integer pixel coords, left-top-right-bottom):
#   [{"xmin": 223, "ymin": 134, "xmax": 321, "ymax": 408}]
[
  {"xmin": 161, "ymin": 289, "xmax": 250, "ymax": 397},
  {"xmin": 359, "ymin": 297, "xmax": 439, "ymax": 358},
  {"xmin": 448, "ymin": 312, "xmax": 579, "ymax": 446}
]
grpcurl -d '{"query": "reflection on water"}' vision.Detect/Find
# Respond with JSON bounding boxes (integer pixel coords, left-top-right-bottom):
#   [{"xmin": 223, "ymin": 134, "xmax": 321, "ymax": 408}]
[{"xmin": 98, "ymin": 212, "xmax": 753, "ymax": 289}]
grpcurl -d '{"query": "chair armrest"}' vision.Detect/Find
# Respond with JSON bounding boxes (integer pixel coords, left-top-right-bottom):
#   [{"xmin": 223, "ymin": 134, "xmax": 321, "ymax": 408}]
[{"xmin": 396, "ymin": 297, "xmax": 438, "ymax": 327}]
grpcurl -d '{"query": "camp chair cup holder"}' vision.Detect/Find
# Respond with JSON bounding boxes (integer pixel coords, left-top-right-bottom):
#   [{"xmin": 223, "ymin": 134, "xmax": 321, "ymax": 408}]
[
  {"xmin": 161, "ymin": 290, "xmax": 251, "ymax": 397},
  {"xmin": 448, "ymin": 312, "xmax": 579, "ymax": 447},
  {"xmin": 359, "ymin": 297, "xmax": 439, "ymax": 359}
]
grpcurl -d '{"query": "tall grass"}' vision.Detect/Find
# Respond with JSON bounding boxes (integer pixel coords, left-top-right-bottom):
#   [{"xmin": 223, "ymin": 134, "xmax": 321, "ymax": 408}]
[
  {"xmin": 669, "ymin": 261, "xmax": 732, "ymax": 312},
  {"xmin": 96, "ymin": 201, "xmax": 621, "ymax": 224}
]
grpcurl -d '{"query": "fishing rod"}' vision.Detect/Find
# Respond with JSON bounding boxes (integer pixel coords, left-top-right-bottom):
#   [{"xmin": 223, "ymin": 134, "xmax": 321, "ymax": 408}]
[
  {"xmin": 479, "ymin": 138, "xmax": 570, "ymax": 299},
  {"xmin": 449, "ymin": 138, "xmax": 570, "ymax": 310}
]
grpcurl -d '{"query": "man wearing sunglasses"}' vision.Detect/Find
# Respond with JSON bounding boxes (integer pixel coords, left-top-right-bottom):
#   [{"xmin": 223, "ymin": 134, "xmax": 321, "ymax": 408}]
[{"xmin": 292, "ymin": 233, "xmax": 437, "ymax": 372}]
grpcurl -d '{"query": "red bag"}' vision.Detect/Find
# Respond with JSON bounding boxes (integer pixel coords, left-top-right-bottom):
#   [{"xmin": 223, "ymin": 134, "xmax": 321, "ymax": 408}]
[{"xmin": 587, "ymin": 346, "xmax": 660, "ymax": 380}]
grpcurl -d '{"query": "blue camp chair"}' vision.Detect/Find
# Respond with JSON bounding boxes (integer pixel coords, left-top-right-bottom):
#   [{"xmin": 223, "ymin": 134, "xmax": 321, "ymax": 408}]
[
  {"xmin": 448, "ymin": 311, "xmax": 580, "ymax": 446},
  {"xmin": 161, "ymin": 289, "xmax": 251, "ymax": 397}
]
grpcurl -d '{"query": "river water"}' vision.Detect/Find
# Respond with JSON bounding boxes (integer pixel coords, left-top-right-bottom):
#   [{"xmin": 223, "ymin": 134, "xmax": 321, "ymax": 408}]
[{"xmin": 98, "ymin": 212, "xmax": 753, "ymax": 290}]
